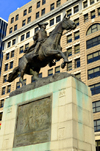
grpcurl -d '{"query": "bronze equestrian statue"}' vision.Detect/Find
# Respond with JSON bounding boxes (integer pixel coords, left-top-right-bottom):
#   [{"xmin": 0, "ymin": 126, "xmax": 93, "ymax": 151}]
[{"xmin": 8, "ymin": 15, "xmax": 76, "ymax": 86}]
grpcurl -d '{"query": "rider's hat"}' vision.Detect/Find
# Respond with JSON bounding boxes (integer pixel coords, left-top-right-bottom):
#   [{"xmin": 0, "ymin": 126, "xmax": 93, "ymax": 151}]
[{"xmin": 38, "ymin": 22, "xmax": 48, "ymax": 27}]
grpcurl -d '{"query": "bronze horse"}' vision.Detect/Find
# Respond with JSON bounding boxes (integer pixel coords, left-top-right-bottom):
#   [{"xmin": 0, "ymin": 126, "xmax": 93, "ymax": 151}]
[{"xmin": 8, "ymin": 15, "xmax": 76, "ymax": 85}]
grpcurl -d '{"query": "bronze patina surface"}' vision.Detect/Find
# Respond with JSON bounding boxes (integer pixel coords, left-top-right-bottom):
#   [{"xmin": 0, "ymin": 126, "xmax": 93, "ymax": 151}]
[{"xmin": 13, "ymin": 96, "xmax": 52, "ymax": 147}]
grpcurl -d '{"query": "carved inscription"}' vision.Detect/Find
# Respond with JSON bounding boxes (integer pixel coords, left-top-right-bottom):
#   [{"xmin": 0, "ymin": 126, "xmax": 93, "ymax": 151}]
[{"xmin": 13, "ymin": 96, "xmax": 52, "ymax": 147}]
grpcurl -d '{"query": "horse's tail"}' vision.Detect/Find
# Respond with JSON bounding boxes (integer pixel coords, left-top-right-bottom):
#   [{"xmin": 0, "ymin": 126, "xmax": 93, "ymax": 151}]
[{"xmin": 8, "ymin": 66, "xmax": 19, "ymax": 82}]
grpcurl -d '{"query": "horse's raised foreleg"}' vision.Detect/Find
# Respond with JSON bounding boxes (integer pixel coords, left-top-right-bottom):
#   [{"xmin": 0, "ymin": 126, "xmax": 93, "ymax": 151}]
[{"xmin": 30, "ymin": 69, "xmax": 39, "ymax": 81}]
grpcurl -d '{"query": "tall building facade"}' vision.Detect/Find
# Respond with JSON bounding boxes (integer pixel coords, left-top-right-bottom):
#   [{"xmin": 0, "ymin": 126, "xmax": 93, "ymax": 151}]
[
  {"xmin": 0, "ymin": 18, "xmax": 8, "ymax": 75},
  {"xmin": 0, "ymin": 0, "xmax": 100, "ymax": 149}
]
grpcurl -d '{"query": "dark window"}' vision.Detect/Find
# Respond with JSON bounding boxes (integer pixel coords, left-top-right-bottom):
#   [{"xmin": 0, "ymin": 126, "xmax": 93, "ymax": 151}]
[
  {"xmin": 67, "ymin": 47, "xmax": 72, "ymax": 57},
  {"xmin": 56, "ymin": 15, "xmax": 61, "ymax": 23},
  {"xmin": 31, "ymin": 76, "xmax": 35, "ymax": 83},
  {"xmin": 2, "ymin": 87, "xmax": 5, "ymax": 95},
  {"xmin": 10, "ymin": 61, "xmax": 13, "ymax": 69},
  {"xmin": 41, "ymin": 8, "xmax": 45, "ymax": 15},
  {"xmin": 7, "ymin": 85, "xmax": 11, "ymax": 93},
  {"xmin": 16, "ymin": 82, "xmax": 20, "ymax": 89},
  {"xmin": 0, "ymin": 99, "xmax": 4, "ymax": 108},
  {"xmin": 48, "ymin": 69, "xmax": 53, "ymax": 76},
  {"xmin": 11, "ymin": 50, "xmax": 14, "ymax": 58},
  {"xmin": 83, "ymin": 1, "xmax": 88, "ymax": 8},
  {"xmin": 67, "ymin": 9, "xmax": 72, "ymax": 17},
  {"xmin": 39, "ymin": 73, "xmax": 42, "ymax": 78},
  {"xmin": 23, "ymin": 79, "xmax": 26, "ymax": 85},
  {"xmin": 74, "ymin": 31, "xmax": 80, "ymax": 40},
  {"xmin": 94, "ymin": 120, "xmax": 100, "ymax": 132},
  {"xmin": 75, "ymin": 73, "xmax": 81, "ymax": 80},
  {"xmin": 8, "ymin": 41, "xmax": 11, "ymax": 48},
  {"xmin": 15, "ymin": 14, "xmax": 19, "ymax": 21},
  {"xmin": 56, "ymin": 0, "xmax": 61, "ymax": 7},
  {"xmin": 42, "ymin": 0, "xmax": 46, "ymax": 5},
  {"xmin": 37, "ymin": 1, "xmax": 40, "ymax": 8},
  {"xmin": 89, "ymin": 83, "xmax": 100, "ymax": 95},
  {"xmin": 91, "ymin": 10, "xmax": 95, "ymax": 19},
  {"xmin": 11, "ymin": 17, "xmax": 14, "ymax": 23},
  {"xmin": 67, "ymin": 34, "xmax": 72, "ymax": 43},
  {"xmin": 87, "ymin": 51, "xmax": 100, "ymax": 64},
  {"xmin": 74, "ymin": 18, "xmax": 79, "ymax": 26},
  {"xmin": 93, "ymin": 101, "xmax": 100, "ymax": 113},
  {"xmin": 28, "ymin": 6, "xmax": 32, "ymax": 13},
  {"xmin": 36, "ymin": 12, "xmax": 39, "ymax": 19},
  {"xmin": 98, "ymin": 8, "xmax": 100, "ymax": 16},
  {"xmin": 74, "ymin": 44, "xmax": 80, "ymax": 54},
  {"xmin": 86, "ymin": 35, "xmax": 100, "ymax": 49},
  {"xmin": 0, "ymin": 112, "xmax": 3, "ymax": 121},
  {"xmin": 50, "ymin": 3, "xmax": 54, "ymax": 11},
  {"xmin": 26, "ymin": 31, "xmax": 30, "ymax": 38},
  {"xmin": 21, "ymin": 35, "xmax": 25, "ymax": 41},
  {"xmin": 23, "ymin": 9, "xmax": 27, "ymax": 16},
  {"xmin": 67, "ymin": 62, "xmax": 72, "ymax": 71},
  {"xmin": 75, "ymin": 58, "xmax": 80, "ymax": 68},
  {"xmin": 3, "ymin": 75, "xmax": 7, "ymax": 83},
  {"xmin": 25, "ymin": 43, "xmax": 29, "ymax": 50},
  {"xmin": 86, "ymin": 24, "xmax": 100, "ymax": 35},
  {"xmin": 74, "ymin": 5, "xmax": 79, "ymax": 13},
  {"xmin": 22, "ymin": 20, "xmax": 26, "ymax": 26},
  {"xmin": 96, "ymin": 140, "xmax": 100, "ymax": 151},
  {"xmin": 55, "ymin": 66, "xmax": 60, "ymax": 73},
  {"xmin": 90, "ymin": 0, "xmax": 94, "ymax": 5},
  {"xmin": 5, "ymin": 64, "xmax": 8, "ymax": 71},
  {"xmin": 84, "ymin": 13, "xmax": 88, "ymax": 22},
  {"xmin": 88, "ymin": 67, "xmax": 100, "ymax": 79},
  {"xmin": 14, "ymin": 24, "xmax": 17, "ymax": 31},
  {"xmin": 9, "ymin": 27, "xmax": 12, "ymax": 34},
  {"xmin": 27, "ymin": 16, "xmax": 31, "ymax": 23},
  {"xmin": 12, "ymin": 39, "xmax": 16, "ymax": 45},
  {"xmin": 35, "ymin": 27, "xmax": 38, "ymax": 33},
  {"xmin": 19, "ymin": 46, "xmax": 23, "ymax": 53},
  {"xmin": 50, "ymin": 19, "xmax": 54, "ymax": 26},
  {"xmin": 6, "ymin": 53, "xmax": 9, "ymax": 60}
]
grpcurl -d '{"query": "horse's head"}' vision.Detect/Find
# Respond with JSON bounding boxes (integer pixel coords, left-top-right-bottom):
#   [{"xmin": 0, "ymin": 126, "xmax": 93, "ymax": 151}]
[{"xmin": 62, "ymin": 15, "xmax": 76, "ymax": 30}]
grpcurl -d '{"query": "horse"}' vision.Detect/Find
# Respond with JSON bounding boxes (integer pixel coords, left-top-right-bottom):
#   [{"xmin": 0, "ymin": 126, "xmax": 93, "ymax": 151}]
[{"xmin": 8, "ymin": 15, "xmax": 76, "ymax": 86}]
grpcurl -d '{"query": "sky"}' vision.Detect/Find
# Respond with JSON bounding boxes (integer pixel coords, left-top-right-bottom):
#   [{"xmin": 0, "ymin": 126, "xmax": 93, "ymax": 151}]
[{"xmin": 0, "ymin": 0, "xmax": 31, "ymax": 22}]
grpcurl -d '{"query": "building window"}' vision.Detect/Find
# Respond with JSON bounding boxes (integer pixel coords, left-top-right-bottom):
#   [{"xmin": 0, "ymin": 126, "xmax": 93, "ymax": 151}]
[
  {"xmin": 42, "ymin": 0, "xmax": 46, "ymax": 5},
  {"xmin": 56, "ymin": 0, "xmax": 61, "ymax": 7},
  {"xmin": 28, "ymin": 6, "xmax": 32, "ymax": 13},
  {"xmin": 15, "ymin": 14, "xmax": 19, "ymax": 21},
  {"xmin": 67, "ymin": 9, "xmax": 72, "ymax": 17},
  {"xmin": 23, "ymin": 9, "xmax": 27, "ymax": 16},
  {"xmin": 96, "ymin": 140, "xmax": 100, "ymax": 150},
  {"xmin": 39, "ymin": 73, "xmax": 42, "ymax": 78},
  {"xmin": 6, "ymin": 53, "xmax": 9, "ymax": 60},
  {"xmin": 9, "ymin": 27, "xmax": 13, "ymax": 34},
  {"xmin": 7, "ymin": 85, "xmax": 11, "ymax": 93},
  {"xmin": 98, "ymin": 7, "xmax": 100, "ymax": 16},
  {"xmin": 91, "ymin": 10, "xmax": 95, "ymax": 19},
  {"xmin": 21, "ymin": 35, "xmax": 25, "ymax": 41},
  {"xmin": 12, "ymin": 39, "xmax": 16, "ymax": 45},
  {"xmin": 74, "ymin": 44, "xmax": 80, "ymax": 54},
  {"xmin": 48, "ymin": 69, "xmax": 53, "ymax": 76},
  {"xmin": 67, "ymin": 47, "xmax": 72, "ymax": 57},
  {"xmin": 23, "ymin": 79, "xmax": 26, "ymax": 85},
  {"xmin": 94, "ymin": 120, "xmax": 100, "ymax": 132},
  {"xmin": 74, "ymin": 5, "xmax": 79, "ymax": 13},
  {"xmin": 10, "ymin": 61, "xmax": 13, "ymax": 69},
  {"xmin": 67, "ymin": 34, "xmax": 72, "ymax": 43},
  {"xmin": 90, "ymin": 0, "xmax": 94, "ymax": 5},
  {"xmin": 27, "ymin": 16, "xmax": 31, "ymax": 23},
  {"xmin": 26, "ymin": 31, "xmax": 30, "ymax": 38},
  {"xmin": 86, "ymin": 35, "xmax": 100, "ymax": 49},
  {"xmin": 16, "ymin": 82, "xmax": 20, "ymax": 89},
  {"xmin": 75, "ymin": 58, "xmax": 80, "ymax": 68},
  {"xmin": 50, "ymin": 3, "xmax": 54, "ymax": 11},
  {"xmin": 2, "ymin": 87, "xmax": 5, "ymax": 95},
  {"xmin": 3, "ymin": 75, "xmax": 7, "ymax": 83},
  {"xmin": 84, "ymin": 13, "xmax": 88, "ymax": 22},
  {"xmin": 0, "ymin": 112, "xmax": 3, "ymax": 121},
  {"xmin": 56, "ymin": 15, "xmax": 61, "ymax": 23},
  {"xmin": 31, "ymin": 76, "xmax": 35, "ymax": 83},
  {"xmin": 75, "ymin": 73, "xmax": 81, "ymax": 80},
  {"xmin": 67, "ymin": 62, "xmax": 72, "ymax": 71},
  {"xmin": 50, "ymin": 19, "xmax": 54, "ymax": 26},
  {"xmin": 41, "ymin": 8, "xmax": 45, "ymax": 15},
  {"xmin": 0, "ymin": 99, "xmax": 4, "ymax": 108},
  {"xmin": 14, "ymin": 24, "xmax": 17, "ymax": 31},
  {"xmin": 55, "ymin": 66, "xmax": 60, "ymax": 73},
  {"xmin": 86, "ymin": 24, "xmax": 100, "ymax": 35},
  {"xmin": 74, "ymin": 18, "xmax": 79, "ymax": 26},
  {"xmin": 87, "ymin": 51, "xmax": 100, "ymax": 64},
  {"xmin": 36, "ymin": 12, "xmax": 39, "ymax": 19},
  {"xmin": 93, "ymin": 101, "xmax": 100, "ymax": 113},
  {"xmin": 19, "ymin": 46, "xmax": 23, "ymax": 53},
  {"xmin": 35, "ymin": 27, "xmax": 38, "ymax": 33},
  {"xmin": 37, "ymin": 1, "xmax": 40, "ymax": 8},
  {"xmin": 8, "ymin": 41, "xmax": 11, "ymax": 48},
  {"xmin": 88, "ymin": 67, "xmax": 100, "ymax": 79},
  {"xmin": 89, "ymin": 83, "xmax": 100, "ymax": 95},
  {"xmin": 11, "ymin": 17, "xmax": 14, "ymax": 23},
  {"xmin": 11, "ymin": 50, "xmax": 14, "ymax": 58},
  {"xmin": 25, "ymin": 43, "xmax": 29, "ymax": 50},
  {"xmin": 83, "ymin": 1, "xmax": 88, "ymax": 8},
  {"xmin": 74, "ymin": 31, "xmax": 80, "ymax": 40},
  {"xmin": 5, "ymin": 64, "xmax": 8, "ymax": 71},
  {"xmin": 22, "ymin": 19, "xmax": 26, "ymax": 26}
]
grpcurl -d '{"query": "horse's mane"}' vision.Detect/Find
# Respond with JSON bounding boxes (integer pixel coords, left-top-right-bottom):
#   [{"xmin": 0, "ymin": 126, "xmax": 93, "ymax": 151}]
[{"xmin": 49, "ymin": 21, "xmax": 62, "ymax": 36}]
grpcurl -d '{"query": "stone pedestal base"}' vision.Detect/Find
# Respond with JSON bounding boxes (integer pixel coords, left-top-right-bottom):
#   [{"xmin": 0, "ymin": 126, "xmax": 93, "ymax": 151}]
[{"xmin": 0, "ymin": 75, "xmax": 95, "ymax": 151}]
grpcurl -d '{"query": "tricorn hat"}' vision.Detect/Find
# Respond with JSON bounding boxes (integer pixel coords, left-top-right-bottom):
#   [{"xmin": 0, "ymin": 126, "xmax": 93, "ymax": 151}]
[{"xmin": 38, "ymin": 22, "xmax": 48, "ymax": 27}]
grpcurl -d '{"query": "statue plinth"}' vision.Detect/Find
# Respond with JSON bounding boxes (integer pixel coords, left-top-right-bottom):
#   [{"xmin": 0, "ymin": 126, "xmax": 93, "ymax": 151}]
[{"xmin": 0, "ymin": 73, "xmax": 96, "ymax": 151}]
